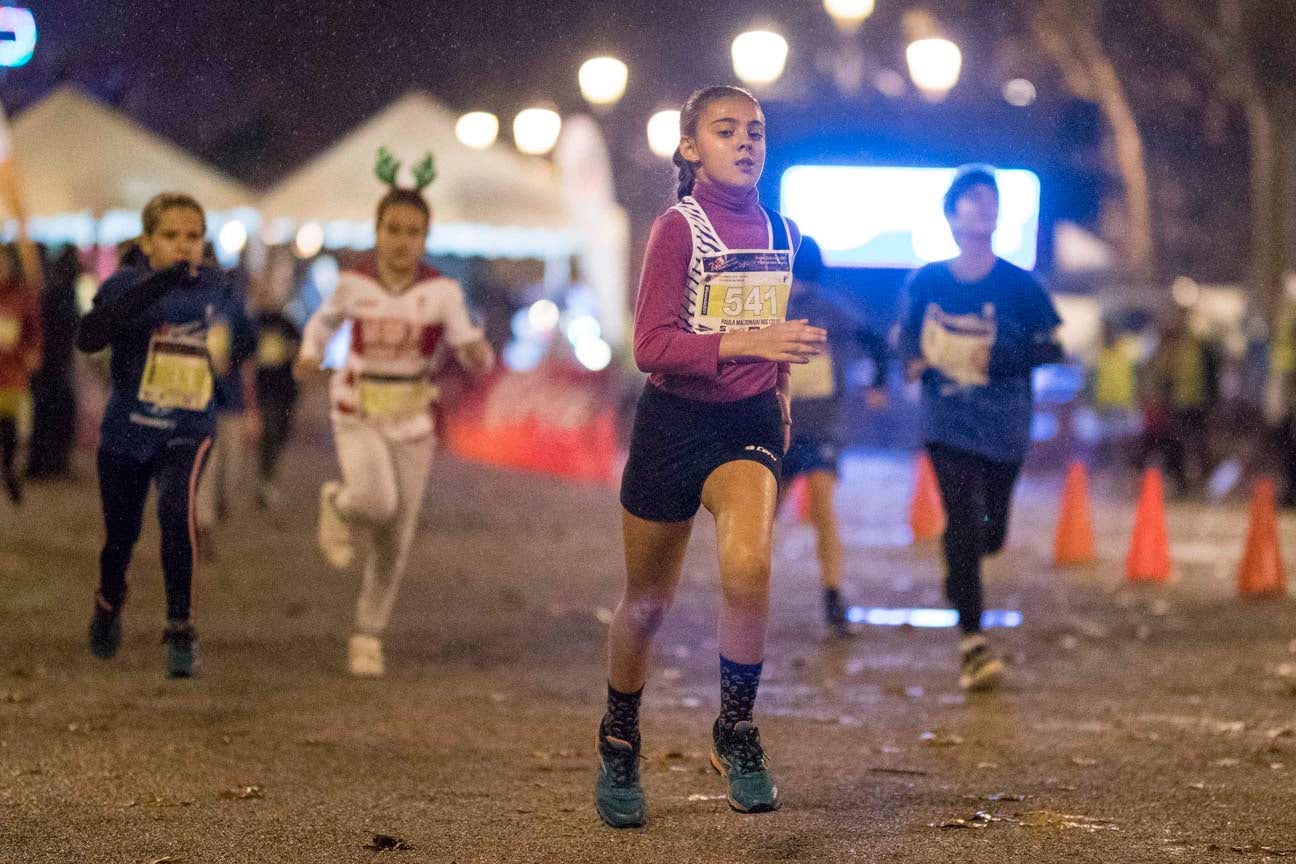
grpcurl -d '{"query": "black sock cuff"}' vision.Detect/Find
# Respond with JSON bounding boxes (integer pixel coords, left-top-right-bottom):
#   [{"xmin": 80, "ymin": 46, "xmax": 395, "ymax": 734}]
[
  {"xmin": 719, "ymin": 655, "xmax": 763, "ymax": 676},
  {"xmin": 607, "ymin": 683, "xmax": 644, "ymax": 700}
]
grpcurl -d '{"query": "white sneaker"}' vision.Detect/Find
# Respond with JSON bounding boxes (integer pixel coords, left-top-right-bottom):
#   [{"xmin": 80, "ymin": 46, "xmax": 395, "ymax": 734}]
[
  {"xmin": 317, "ymin": 481, "xmax": 353, "ymax": 569},
  {"xmin": 959, "ymin": 634, "xmax": 1005, "ymax": 692},
  {"xmin": 348, "ymin": 634, "xmax": 384, "ymax": 677}
]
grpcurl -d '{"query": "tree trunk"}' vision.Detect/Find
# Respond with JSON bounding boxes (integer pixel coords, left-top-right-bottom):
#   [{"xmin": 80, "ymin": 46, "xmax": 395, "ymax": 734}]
[
  {"xmin": 1031, "ymin": 4, "xmax": 1157, "ymax": 280},
  {"xmin": 1244, "ymin": 94, "xmax": 1283, "ymax": 320}
]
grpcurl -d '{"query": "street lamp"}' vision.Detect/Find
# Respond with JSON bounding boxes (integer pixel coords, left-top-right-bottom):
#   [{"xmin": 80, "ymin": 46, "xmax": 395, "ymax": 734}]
[
  {"xmin": 218, "ymin": 220, "xmax": 248, "ymax": 256},
  {"xmin": 294, "ymin": 222, "xmax": 324, "ymax": 259},
  {"xmin": 513, "ymin": 107, "xmax": 563, "ymax": 156},
  {"xmin": 905, "ymin": 37, "xmax": 962, "ymax": 101},
  {"xmin": 823, "ymin": 0, "xmax": 875, "ymax": 33},
  {"xmin": 646, "ymin": 110, "xmax": 680, "ymax": 159},
  {"xmin": 578, "ymin": 57, "xmax": 629, "ymax": 107},
  {"xmin": 731, "ymin": 30, "xmax": 789, "ymax": 86},
  {"xmin": 456, "ymin": 112, "xmax": 499, "ymax": 149}
]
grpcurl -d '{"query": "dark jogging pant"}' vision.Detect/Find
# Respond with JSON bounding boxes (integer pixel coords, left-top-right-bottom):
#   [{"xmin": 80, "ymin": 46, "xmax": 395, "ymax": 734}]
[
  {"xmin": 96, "ymin": 437, "xmax": 211, "ymax": 622},
  {"xmin": 926, "ymin": 442, "xmax": 1022, "ymax": 634}
]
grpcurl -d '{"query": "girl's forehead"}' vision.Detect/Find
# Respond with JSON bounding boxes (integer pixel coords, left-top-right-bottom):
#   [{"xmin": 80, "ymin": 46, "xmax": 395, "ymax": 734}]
[{"xmin": 700, "ymin": 97, "xmax": 763, "ymax": 124}]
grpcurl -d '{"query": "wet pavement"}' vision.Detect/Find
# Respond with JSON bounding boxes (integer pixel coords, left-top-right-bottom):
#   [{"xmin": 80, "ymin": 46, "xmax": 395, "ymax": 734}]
[{"xmin": 2, "ymin": 430, "xmax": 1294, "ymax": 862}]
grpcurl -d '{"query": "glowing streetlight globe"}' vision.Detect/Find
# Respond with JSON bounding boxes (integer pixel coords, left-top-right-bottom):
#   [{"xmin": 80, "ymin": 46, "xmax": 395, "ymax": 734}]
[
  {"xmin": 731, "ymin": 30, "xmax": 789, "ymax": 86},
  {"xmin": 527, "ymin": 299, "xmax": 560, "ymax": 333},
  {"xmin": 218, "ymin": 220, "xmax": 248, "ymax": 256},
  {"xmin": 646, "ymin": 110, "xmax": 681, "ymax": 159},
  {"xmin": 1002, "ymin": 78, "xmax": 1037, "ymax": 107},
  {"xmin": 294, "ymin": 222, "xmax": 324, "ymax": 259},
  {"xmin": 578, "ymin": 57, "xmax": 629, "ymax": 107},
  {"xmin": 905, "ymin": 37, "xmax": 962, "ymax": 101},
  {"xmin": 455, "ymin": 112, "xmax": 499, "ymax": 149},
  {"xmin": 823, "ymin": 0, "xmax": 875, "ymax": 33},
  {"xmin": 574, "ymin": 336, "xmax": 613, "ymax": 372},
  {"xmin": 513, "ymin": 108, "xmax": 563, "ymax": 156}
]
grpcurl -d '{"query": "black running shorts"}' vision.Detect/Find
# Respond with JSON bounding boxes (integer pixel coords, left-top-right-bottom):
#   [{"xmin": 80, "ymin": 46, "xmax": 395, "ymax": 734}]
[{"xmin": 620, "ymin": 384, "xmax": 783, "ymax": 523}]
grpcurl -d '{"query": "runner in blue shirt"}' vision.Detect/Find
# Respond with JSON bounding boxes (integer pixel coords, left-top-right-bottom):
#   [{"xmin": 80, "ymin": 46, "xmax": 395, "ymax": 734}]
[
  {"xmin": 78, "ymin": 192, "xmax": 235, "ymax": 678},
  {"xmin": 897, "ymin": 165, "xmax": 1061, "ymax": 692}
]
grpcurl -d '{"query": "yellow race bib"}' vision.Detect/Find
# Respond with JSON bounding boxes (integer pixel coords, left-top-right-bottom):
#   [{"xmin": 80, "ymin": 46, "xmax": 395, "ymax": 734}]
[
  {"xmin": 256, "ymin": 332, "xmax": 292, "ymax": 367},
  {"xmin": 0, "ymin": 315, "xmax": 20, "ymax": 351},
  {"xmin": 138, "ymin": 333, "xmax": 214, "ymax": 411},
  {"xmin": 357, "ymin": 377, "xmax": 433, "ymax": 421}
]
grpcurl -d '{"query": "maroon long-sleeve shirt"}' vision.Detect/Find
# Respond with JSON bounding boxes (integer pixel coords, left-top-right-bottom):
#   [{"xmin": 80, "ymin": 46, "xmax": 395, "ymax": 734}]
[{"xmin": 632, "ymin": 179, "xmax": 799, "ymax": 403}]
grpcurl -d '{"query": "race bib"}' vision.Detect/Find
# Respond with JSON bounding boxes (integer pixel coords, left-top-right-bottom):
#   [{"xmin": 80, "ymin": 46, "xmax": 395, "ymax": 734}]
[
  {"xmin": 138, "ymin": 332, "xmax": 213, "ymax": 411},
  {"xmin": 920, "ymin": 304, "xmax": 995, "ymax": 388},
  {"xmin": 695, "ymin": 252, "xmax": 791, "ymax": 333},
  {"xmin": 256, "ymin": 332, "xmax": 292, "ymax": 367},
  {"xmin": 357, "ymin": 377, "xmax": 434, "ymax": 421},
  {"xmin": 0, "ymin": 314, "xmax": 19, "ymax": 350},
  {"xmin": 789, "ymin": 353, "xmax": 836, "ymax": 399}
]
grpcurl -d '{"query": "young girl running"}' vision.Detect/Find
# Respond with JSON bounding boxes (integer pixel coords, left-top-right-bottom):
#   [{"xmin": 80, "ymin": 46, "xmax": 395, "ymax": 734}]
[
  {"xmin": 897, "ymin": 165, "xmax": 1061, "ymax": 691},
  {"xmin": 294, "ymin": 150, "xmax": 493, "ymax": 678},
  {"xmin": 781, "ymin": 236, "xmax": 889, "ymax": 637},
  {"xmin": 79, "ymin": 193, "xmax": 234, "ymax": 678},
  {"xmin": 596, "ymin": 85, "xmax": 826, "ymax": 828}
]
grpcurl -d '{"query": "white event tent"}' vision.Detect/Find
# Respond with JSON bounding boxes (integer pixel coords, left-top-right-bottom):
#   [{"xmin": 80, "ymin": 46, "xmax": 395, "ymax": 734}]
[
  {"xmin": 258, "ymin": 91, "xmax": 582, "ymax": 263},
  {"xmin": 12, "ymin": 86, "xmax": 255, "ymax": 246}
]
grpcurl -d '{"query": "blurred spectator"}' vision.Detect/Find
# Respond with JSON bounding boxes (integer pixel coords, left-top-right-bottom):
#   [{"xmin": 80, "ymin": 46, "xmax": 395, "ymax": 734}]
[
  {"xmin": 27, "ymin": 246, "xmax": 82, "ymax": 479},
  {"xmin": 1138, "ymin": 311, "xmax": 1220, "ymax": 496},
  {"xmin": 1089, "ymin": 320, "xmax": 1139, "ymax": 465}
]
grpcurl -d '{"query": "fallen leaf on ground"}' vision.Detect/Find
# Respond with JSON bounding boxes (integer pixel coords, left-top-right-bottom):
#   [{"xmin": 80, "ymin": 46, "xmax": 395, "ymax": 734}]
[
  {"xmin": 1019, "ymin": 810, "xmax": 1117, "ymax": 831},
  {"xmin": 219, "ymin": 785, "xmax": 263, "ymax": 800},
  {"xmin": 1071, "ymin": 757, "xmax": 1098, "ymax": 767},
  {"xmin": 149, "ymin": 857, "xmax": 182, "ymax": 864},
  {"xmin": 982, "ymin": 792, "xmax": 1028, "ymax": 802},
  {"xmin": 365, "ymin": 834, "xmax": 411, "ymax": 851},
  {"xmin": 920, "ymin": 731, "xmax": 963, "ymax": 747},
  {"xmin": 935, "ymin": 811, "xmax": 1003, "ymax": 830},
  {"xmin": 1226, "ymin": 844, "xmax": 1296, "ymax": 856},
  {"xmin": 687, "ymin": 793, "xmax": 725, "ymax": 802},
  {"xmin": 0, "ymin": 691, "xmax": 27, "ymax": 704},
  {"xmin": 1212, "ymin": 758, "xmax": 1241, "ymax": 767}
]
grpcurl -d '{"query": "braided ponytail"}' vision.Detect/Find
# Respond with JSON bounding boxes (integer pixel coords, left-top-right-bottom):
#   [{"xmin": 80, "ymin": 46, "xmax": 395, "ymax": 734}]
[{"xmin": 672, "ymin": 85, "xmax": 759, "ymax": 200}]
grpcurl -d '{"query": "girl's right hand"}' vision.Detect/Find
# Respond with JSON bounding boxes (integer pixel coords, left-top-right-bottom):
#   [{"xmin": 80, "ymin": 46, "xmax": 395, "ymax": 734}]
[{"xmin": 720, "ymin": 319, "xmax": 827, "ymax": 364}]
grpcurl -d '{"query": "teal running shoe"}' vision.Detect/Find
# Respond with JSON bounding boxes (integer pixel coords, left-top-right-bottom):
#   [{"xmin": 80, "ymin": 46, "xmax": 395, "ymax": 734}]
[
  {"xmin": 710, "ymin": 719, "xmax": 781, "ymax": 813},
  {"xmin": 595, "ymin": 728, "xmax": 646, "ymax": 828},
  {"xmin": 162, "ymin": 623, "xmax": 197, "ymax": 679},
  {"xmin": 88, "ymin": 594, "xmax": 123, "ymax": 660}
]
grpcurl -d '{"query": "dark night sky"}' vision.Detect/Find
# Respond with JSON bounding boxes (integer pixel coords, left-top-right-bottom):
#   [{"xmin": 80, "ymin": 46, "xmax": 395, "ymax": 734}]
[{"xmin": 10, "ymin": 1, "xmax": 1024, "ymax": 186}]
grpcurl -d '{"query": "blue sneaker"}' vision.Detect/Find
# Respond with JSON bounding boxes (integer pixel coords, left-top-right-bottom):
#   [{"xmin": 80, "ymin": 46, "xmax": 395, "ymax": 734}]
[
  {"xmin": 710, "ymin": 719, "xmax": 780, "ymax": 813},
  {"xmin": 88, "ymin": 594, "xmax": 123, "ymax": 660},
  {"xmin": 595, "ymin": 728, "xmax": 646, "ymax": 829},
  {"xmin": 162, "ymin": 623, "xmax": 197, "ymax": 679}
]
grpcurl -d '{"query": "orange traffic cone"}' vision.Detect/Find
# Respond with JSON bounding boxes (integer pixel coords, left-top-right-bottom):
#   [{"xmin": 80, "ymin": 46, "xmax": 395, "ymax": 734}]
[
  {"xmin": 1237, "ymin": 478, "xmax": 1286, "ymax": 597},
  {"xmin": 1126, "ymin": 468, "xmax": 1171, "ymax": 583},
  {"xmin": 1055, "ymin": 460, "xmax": 1096, "ymax": 566},
  {"xmin": 910, "ymin": 452, "xmax": 946, "ymax": 542}
]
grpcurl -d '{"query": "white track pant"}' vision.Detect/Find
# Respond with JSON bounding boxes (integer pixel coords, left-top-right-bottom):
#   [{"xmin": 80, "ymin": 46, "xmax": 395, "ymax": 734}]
[{"xmin": 332, "ymin": 418, "xmax": 434, "ymax": 637}]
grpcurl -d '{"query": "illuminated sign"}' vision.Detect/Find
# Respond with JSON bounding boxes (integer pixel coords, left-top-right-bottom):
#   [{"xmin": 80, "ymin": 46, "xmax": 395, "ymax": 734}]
[
  {"xmin": 0, "ymin": 7, "xmax": 35, "ymax": 68},
  {"xmin": 780, "ymin": 165, "xmax": 1041, "ymax": 270}
]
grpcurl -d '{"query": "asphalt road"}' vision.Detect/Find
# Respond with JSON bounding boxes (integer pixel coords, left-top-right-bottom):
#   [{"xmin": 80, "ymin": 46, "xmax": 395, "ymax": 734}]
[{"xmin": 2, "ymin": 437, "xmax": 1294, "ymax": 862}]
